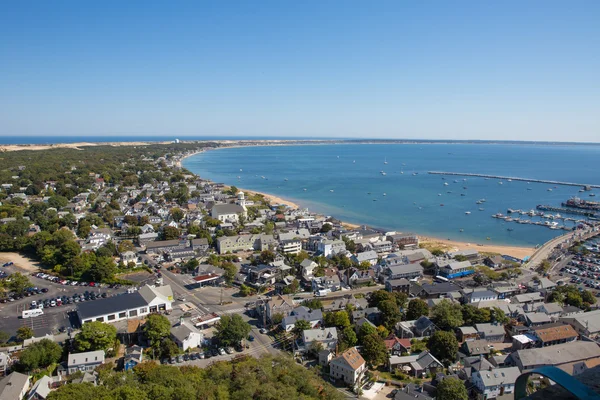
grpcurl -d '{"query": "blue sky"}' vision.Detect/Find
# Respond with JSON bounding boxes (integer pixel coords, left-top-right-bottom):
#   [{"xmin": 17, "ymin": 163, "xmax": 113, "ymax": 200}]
[{"xmin": 1, "ymin": 1, "xmax": 599, "ymax": 141}]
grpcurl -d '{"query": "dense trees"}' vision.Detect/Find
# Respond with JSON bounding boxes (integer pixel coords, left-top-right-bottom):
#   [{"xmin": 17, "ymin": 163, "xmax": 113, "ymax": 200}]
[
  {"xmin": 431, "ymin": 300, "xmax": 464, "ymax": 330},
  {"xmin": 427, "ymin": 331, "xmax": 459, "ymax": 365},
  {"xmin": 549, "ymin": 285, "xmax": 596, "ymax": 309},
  {"xmin": 18, "ymin": 339, "xmax": 62, "ymax": 371},
  {"xmin": 214, "ymin": 314, "xmax": 252, "ymax": 346},
  {"xmin": 143, "ymin": 314, "xmax": 171, "ymax": 351},
  {"xmin": 73, "ymin": 322, "xmax": 117, "ymax": 353},
  {"xmin": 47, "ymin": 355, "xmax": 343, "ymax": 400},
  {"xmin": 436, "ymin": 377, "xmax": 468, "ymax": 400},
  {"xmin": 16, "ymin": 326, "xmax": 34, "ymax": 342},
  {"xmin": 361, "ymin": 333, "xmax": 388, "ymax": 367},
  {"xmin": 324, "ymin": 311, "xmax": 351, "ymax": 328},
  {"xmin": 406, "ymin": 299, "xmax": 429, "ymax": 320}
]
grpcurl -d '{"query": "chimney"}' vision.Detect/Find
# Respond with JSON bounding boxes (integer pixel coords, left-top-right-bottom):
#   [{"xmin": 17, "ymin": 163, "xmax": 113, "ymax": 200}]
[{"xmin": 179, "ymin": 316, "xmax": 184, "ymax": 326}]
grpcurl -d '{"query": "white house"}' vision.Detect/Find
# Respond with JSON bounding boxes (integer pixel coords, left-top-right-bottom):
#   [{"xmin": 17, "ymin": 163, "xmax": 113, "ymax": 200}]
[
  {"xmin": 330, "ymin": 347, "xmax": 367, "ymax": 387},
  {"xmin": 317, "ymin": 240, "xmax": 346, "ymax": 257},
  {"xmin": 281, "ymin": 307, "xmax": 323, "ymax": 332},
  {"xmin": 0, "ymin": 372, "xmax": 30, "ymax": 400},
  {"xmin": 472, "ymin": 367, "xmax": 520, "ymax": 399},
  {"xmin": 66, "ymin": 350, "xmax": 105, "ymax": 375},
  {"xmin": 211, "ymin": 203, "xmax": 245, "ymax": 223},
  {"xmin": 170, "ymin": 321, "xmax": 204, "ymax": 351}
]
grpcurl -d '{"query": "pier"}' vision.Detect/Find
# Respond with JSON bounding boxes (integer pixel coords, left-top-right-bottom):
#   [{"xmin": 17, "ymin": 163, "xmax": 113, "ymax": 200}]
[
  {"xmin": 428, "ymin": 171, "xmax": 600, "ymax": 189},
  {"xmin": 536, "ymin": 205, "xmax": 599, "ymax": 218}
]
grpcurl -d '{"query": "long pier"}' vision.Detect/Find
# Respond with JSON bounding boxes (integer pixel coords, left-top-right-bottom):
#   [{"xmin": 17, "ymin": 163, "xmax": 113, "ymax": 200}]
[
  {"xmin": 428, "ymin": 171, "xmax": 600, "ymax": 189},
  {"xmin": 536, "ymin": 205, "xmax": 599, "ymax": 217}
]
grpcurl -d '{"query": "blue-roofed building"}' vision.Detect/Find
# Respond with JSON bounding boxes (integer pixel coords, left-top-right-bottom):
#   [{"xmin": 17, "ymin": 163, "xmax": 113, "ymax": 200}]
[{"xmin": 438, "ymin": 260, "xmax": 474, "ymax": 279}]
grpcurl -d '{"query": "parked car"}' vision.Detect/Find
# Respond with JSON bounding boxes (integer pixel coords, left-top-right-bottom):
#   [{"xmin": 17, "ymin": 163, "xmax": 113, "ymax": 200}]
[
  {"xmin": 218, "ymin": 348, "xmax": 226, "ymax": 356},
  {"xmin": 248, "ymin": 335, "xmax": 255, "ymax": 342}
]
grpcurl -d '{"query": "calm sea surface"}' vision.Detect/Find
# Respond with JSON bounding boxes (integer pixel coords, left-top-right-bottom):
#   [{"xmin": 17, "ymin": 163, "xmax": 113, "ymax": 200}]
[{"xmin": 184, "ymin": 144, "xmax": 600, "ymax": 247}]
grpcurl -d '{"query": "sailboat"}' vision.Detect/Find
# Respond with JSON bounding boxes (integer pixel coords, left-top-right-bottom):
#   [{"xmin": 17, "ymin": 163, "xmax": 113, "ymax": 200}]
[{"xmin": 384, "ymin": 157, "xmax": 388, "ymax": 165}]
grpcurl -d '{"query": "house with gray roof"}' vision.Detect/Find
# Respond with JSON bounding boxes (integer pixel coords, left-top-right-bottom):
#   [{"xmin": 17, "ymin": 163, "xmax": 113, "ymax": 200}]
[
  {"xmin": 281, "ymin": 306, "xmax": 323, "ymax": 332},
  {"xmin": 560, "ymin": 309, "xmax": 600, "ymax": 338},
  {"xmin": 66, "ymin": 350, "xmax": 105, "ymax": 375},
  {"xmin": 0, "ymin": 372, "xmax": 30, "ymax": 400},
  {"xmin": 464, "ymin": 288, "xmax": 499, "ymax": 303},
  {"xmin": 301, "ymin": 328, "xmax": 338, "ymax": 353},
  {"xmin": 461, "ymin": 339, "xmax": 493, "ymax": 356},
  {"xmin": 383, "ymin": 263, "xmax": 423, "ymax": 281},
  {"xmin": 475, "ymin": 323, "xmax": 505, "ymax": 342},
  {"xmin": 351, "ymin": 251, "xmax": 378, "ymax": 266},
  {"xmin": 510, "ymin": 341, "xmax": 600, "ymax": 372},
  {"xmin": 171, "ymin": 321, "xmax": 203, "ymax": 351},
  {"xmin": 388, "ymin": 351, "xmax": 444, "ymax": 376},
  {"xmin": 27, "ymin": 375, "xmax": 52, "ymax": 400},
  {"xmin": 211, "ymin": 203, "xmax": 245, "ymax": 223},
  {"xmin": 472, "ymin": 366, "xmax": 520, "ymax": 399}
]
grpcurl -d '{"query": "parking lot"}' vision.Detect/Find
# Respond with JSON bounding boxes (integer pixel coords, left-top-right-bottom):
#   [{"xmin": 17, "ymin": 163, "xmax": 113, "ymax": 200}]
[
  {"xmin": 552, "ymin": 236, "xmax": 600, "ymax": 295},
  {"xmin": 0, "ymin": 263, "xmax": 144, "ymax": 337}
]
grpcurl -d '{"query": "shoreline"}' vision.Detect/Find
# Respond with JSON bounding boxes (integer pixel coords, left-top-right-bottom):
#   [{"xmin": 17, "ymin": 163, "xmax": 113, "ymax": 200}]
[{"xmin": 181, "ymin": 151, "xmax": 534, "ymax": 259}]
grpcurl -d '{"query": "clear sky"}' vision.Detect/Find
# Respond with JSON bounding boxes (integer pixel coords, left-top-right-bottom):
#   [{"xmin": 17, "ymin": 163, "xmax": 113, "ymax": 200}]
[{"xmin": 1, "ymin": 1, "xmax": 599, "ymax": 141}]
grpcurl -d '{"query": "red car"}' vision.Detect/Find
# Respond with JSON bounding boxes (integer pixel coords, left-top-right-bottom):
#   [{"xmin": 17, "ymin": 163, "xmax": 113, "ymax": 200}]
[{"xmin": 89, "ymin": 282, "xmax": 96, "ymax": 287}]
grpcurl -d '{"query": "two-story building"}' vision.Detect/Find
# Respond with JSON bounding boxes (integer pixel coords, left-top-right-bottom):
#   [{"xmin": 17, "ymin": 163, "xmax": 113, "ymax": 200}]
[
  {"xmin": 472, "ymin": 367, "xmax": 520, "ymax": 399},
  {"xmin": 66, "ymin": 350, "xmax": 105, "ymax": 375},
  {"xmin": 329, "ymin": 347, "xmax": 367, "ymax": 387}
]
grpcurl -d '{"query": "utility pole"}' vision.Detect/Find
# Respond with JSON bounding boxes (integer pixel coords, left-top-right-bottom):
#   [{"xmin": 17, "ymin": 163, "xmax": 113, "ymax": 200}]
[{"xmin": 220, "ymin": 287, "xmax": 223, "ymax": 306}]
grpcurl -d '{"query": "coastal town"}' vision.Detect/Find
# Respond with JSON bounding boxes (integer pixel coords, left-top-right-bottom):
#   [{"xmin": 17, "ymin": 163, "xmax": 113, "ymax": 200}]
[{"xmin": 1, "ymin": 143, "xmax": 600, "ymax": 400}]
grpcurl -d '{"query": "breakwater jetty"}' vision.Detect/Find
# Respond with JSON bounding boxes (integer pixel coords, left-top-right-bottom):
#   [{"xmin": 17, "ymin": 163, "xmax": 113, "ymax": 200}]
[
  {"xmin": 536, "ymin": 205, "xmax": 599, "ymax": 217},
  {"xmin": 428, "ymin": 171, "xmax": 600, "ymax": 189}
]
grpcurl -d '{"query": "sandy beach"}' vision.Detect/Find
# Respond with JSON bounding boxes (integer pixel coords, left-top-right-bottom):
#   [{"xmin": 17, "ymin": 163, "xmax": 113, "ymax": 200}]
[
  {"xmin": 419, "ymin": 236, "xmax": 534, "ymax": 259},
  {"xmin": 0, "ymin": 141, "xmax": 172, "ymax": 152}
]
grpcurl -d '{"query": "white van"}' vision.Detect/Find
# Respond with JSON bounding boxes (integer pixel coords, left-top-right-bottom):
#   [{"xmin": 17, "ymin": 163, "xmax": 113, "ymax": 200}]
[{"xmin": 22, "ymin": 309, "xmax": 44, "ymax": 319}]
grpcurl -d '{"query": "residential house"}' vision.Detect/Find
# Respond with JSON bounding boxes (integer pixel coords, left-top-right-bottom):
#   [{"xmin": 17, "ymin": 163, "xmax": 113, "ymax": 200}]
[
  {"xmin": 27, "ymin": 375, "xmax": 52, "ymax": 400},
  {"xmin": 457, "ymin": 326, "xmax": 479, "ymax": 342},
  {"xmin": 145, "ymin": 239, "xmax": 186, "ymax": 254},
  {"xmin": 397, "ymin": 316, "xmax": 437, "ymax": 338},
  {"xmin": 512, "ymin": 292, "xmax": 544, "ymax": 305},
  {"xmin": 171, "ymin": 321, "xmax": 203, "ymax": 351},
  {"xmin": 386, "ymin": 233, "xmax": 419, "ymax": 249},
  {"xmin": 351, "ymin": 251, "xmax": 378, "ymax": 266},
  {"xmin": 351, "ymin": 307, "xmax": 381, "ymax": 325},
  {"xmin": 560, "ymin": 309, "xmax": 600, "ymax": 338},
  {"xmin": 301, "ymin": 328, "xmax": 338, "ymax": 353},
  {"xmin": 530, "ymin": 323, "xmax": 578, "ymax": 347},
  {"xmin": 280, "ymin": 239, "xmax": 302, "ymax": 255},
  {"xmin": 345, "ymin": 268, "xmax": 376, "ymax": 286},
  {"xmin": 0, "ymin": 372, "xmax": 30, "ymax": 400},
  {"xmin": 124, "ymin": 346, "xmax": 144, "ymax": 371},
  {"xmin": 216, "ymin": 234, "xmax": 276, "ymax": 254},
  {"xmin": 484, "ymin": 255, "xmax": 507, "ymax": 269},
  {"xmin": 0, "ymin": 353, "xmax": 9, "ymax": 377},
  {"xmin": 461, "ymin": 340, "xmax": 493, "ymax": 357},
  {"xmin": 317, "ymin": 240, "xmax": 346, "ymax": 257},
  {"xmin": 464, "ymin": 289, "xmax": 499, "ymax": 303},
  {"xmin": 263, "ymin": 295, "xmax": 295, "ymax": 324},
  {"xmin": 383, "ymin": 334, "xmax": 412, "ymax": 356},
  {"xmin": 329, "ymin": 347, "xmax": 367, "ymax": 386},
  {"xmin": 537, "ymin": 303, "xmax": 564, "ymax": 321},
  {"xmin": 523, "ymin": 312, "xmax": 552, "ymax": 327},
  {"xmin": 191, "ymin": 238, "xmax": 209, "ymax": 253},
  {"xmin": 300, "ymin": 259, "xmax": 318, "ymax": 279},
  {"xmin": 383, "ymin": 264, "xmax": 423, "ymax": 281},
  {"xmin": 475, "ymin": 323, "xmax": 505, "ymax": 342},
  {"xmin": 66, "ymin": 350, "xmax": 105, "ymax": 375},
  {"xmin": 447, "ymin": 249, "xmax": 480, "ymax": 262},
  {"xmin": 472, "ymin": 367, "xmax": 521, "ymax": 399},
  {"xmin": 281, "ymin": 307, "xmax": 323, "ymax": 332},
  {"xmin": 388, "ymin": 351, "xmax": 444, "ymax": 377},
  {"xmin": 120, "ymin": 251, "xmax": 138, "ymax": 265},
  {"xmin": 413, "ymin": 282, "xmax": 461, "ymax": 299},
  {"xmin": 510, "ymin": 341, "xmax": 600, "ymax": 372},
  {"xmin": 437, "ymin": 260, "xmax": 474, "ymax": 279},
  {"xmin": 385, "ymin": 278, "xmax": 411, "ymax": 294}
]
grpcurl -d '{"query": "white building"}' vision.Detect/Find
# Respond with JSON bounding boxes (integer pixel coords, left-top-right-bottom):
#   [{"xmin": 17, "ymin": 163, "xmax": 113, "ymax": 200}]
[
  {"xmin": 66, "ymin": 350, "xmax": 105, "ymax": 375},
  {"xmin": 77, "ymin": 285, "xmax": 173, "ymax": 325},
  {"xmin": 318, "ymin": 239, "xmax": 346, "ymax": 257},
  {"xmin": 330, "ymin": 347, "xmax": 367, "ymax": 387},
  {"xmin": 211, "ymin": 203, "xmax": 245, "ymax": 223},
  {"xmin": 472, "ymin": 367, "xmax": 520, "ymax": 399},
  {"xmin": 171, "ymin": 321, "xmax": 204, "ymax": 351}
]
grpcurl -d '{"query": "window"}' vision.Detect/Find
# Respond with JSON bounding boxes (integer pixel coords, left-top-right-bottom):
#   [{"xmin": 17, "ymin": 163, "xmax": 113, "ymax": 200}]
[
  {"xmin": 96, "ymin": 317, "xmax": 103, "ymax": 322},
  {"xmin": 140, "ymin": 307, "xmax": 147, "ymax": 314},
  {"xmin": 130, "ymin": 310, "xmax": 138, "ymax": 317},
  {"xmin": 107, "ymin": 314, "xmax": 116, "ymax": 321},
  {"xmin": 85, "ymin": 358, "xmax": 88, "ymax": 362},
  {"xmin": 119, "ymin": 312, "xmax": 126, "ymax": 318}
]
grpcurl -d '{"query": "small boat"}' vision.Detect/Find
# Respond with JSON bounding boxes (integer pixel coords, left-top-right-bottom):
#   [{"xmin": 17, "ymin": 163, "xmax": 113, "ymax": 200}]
[
  {"xmin": 459, "ymin": 229, "xmax": 464, "ymax": 232},
  {"xmin": 353, "ymin": 160, "xmax": 356, "ymax": 164},
  {"xmin": 438, "ymin": 193, "xmax": 442, "ymax": 196},
  {"xmin": 381, "ymin": 171, "xmax": 387, "ymax": 176},
  {"xmin": 237, "ymin": 176, "xmax": 241, "ymax": 179},
  {"xmin": 384, "ymin": 157, "xmax": 388, "ymax": 165},
  {"xmin": 330, "ymin": 189, "xmax": 334, "ymax": 192},
  {"xmin": 284, "ymin": 178, "xmax": 288, "ymax": 181},
  {"xmin": 591, "ymin": 194, "xmax": 596, "ymax": 197},
  {"xmin": 527, "ymin": 188, "xmax": 532, "ymax": 191},
  {"xmin": 261, "ymin": 176, "xmax": 265, "ymax": 179},
  {"xmin": 508, "ymin": 179, "xmax": 512, "ymax": 182},
  {"xmin": 463, "ymin": 186, "xmax": 468, "ymax": 189},
  {"xmin": 507, "ymin": 228, "xmax": 514, "ymax": 231},
  {"xmin": 383, "ymin": 193, "xmax": 387, "ymax": 196},
  {"xmin": 486, "ymin": 237, "xmax": 491, "ymax": 240},
  {"xmin": 499, "ymin": 181, "xmax": 503, "ymax": 185},
  {"xmin": 444, "ymin": 182, "xmax": 449, "ymax": 186},
  {"xmin": 547, "ymin": 188, "xmax": 553, "ymax": 192},
  {"xmin": 440, "ymin": 204, "xmax": 444, "ymax": 206},
  {"xmin": 465, "ymin": 211, "xmax": 471, "ymax": 215},
  {"xmin": 303, "ymin": 188, "xmax": 307, "ymax": 191},
  {"xmin": 412, "ymin": 172, "xmax": 418, "ymax": 176},
  {"xmin": 373, "ymin": 199, "xmax": 377, "ymax": 201},
  {"xmin": 239, "ymin": 168, "xmax": 243, "ymax": 172},
  {"xmin": 461, "ymin": 193, "xmax": 466, "ymax": 196},
  {"xmin": 454, "ymin": 180, "xmax": 459, "ymax": 183},
  {"xmin": 479, "ymin": 208, "xmax": 485, "ymax": 211},
  {"xmin": 400, "ymin": 171, "xmax": 404, "ymax": 174}
]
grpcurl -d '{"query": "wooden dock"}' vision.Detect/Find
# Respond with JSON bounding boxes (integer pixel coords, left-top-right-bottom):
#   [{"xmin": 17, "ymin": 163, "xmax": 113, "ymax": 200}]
[{"xmin": 428, "ymin": 171, "xmax": 600, "ymax": 189}]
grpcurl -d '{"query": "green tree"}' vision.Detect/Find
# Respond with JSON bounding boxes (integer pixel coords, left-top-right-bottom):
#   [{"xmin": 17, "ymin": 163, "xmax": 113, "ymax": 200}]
[
  {"xmin": 358, "ymin": 261, "xmax": 371, "ymax": 270},
  {"xmin": 379, "ymin": 300, "xmax": 401, "ymax": 330},
  {"xmin": 0, "ymin": 331, "xmax": 9, "ymax": 345},
  {"xmin": 8, "ymin": 272, "xmax": 32, "ymax": 293},
  {"xmin": 143, "ymin": 314, "xmax": 171, "ymax": 349},
  {"xmin": 89, "ymin": 256, "xmax": 117, "ymax": 282},
  {"xmin": 214, "ymin": 314, "xmax": 252, "ymax": 346},
  {"xmin": 184, "ymin": 258, "xmax": 199, "ymax": 271},
  {"xmin": 16, "ymin": 326, "xmax": 34, "ymax": 342},
  {"xmin": 358, "ymin": 322, "xmax": 377, "ymax": 341},
  {"xmin": 431, "ymin": 300, "xmax": 464, "ymax": 330},
  {"xmin": 324, "ymin": 311, "xmax": 351, "ymax": 328},
  {"xmin": 271, "ymin": 312, "xmax": 284, "ymax": 325},
  {"xmin": 117, "ymin": 240, "xmax": 135, "ymax": 253},
  {"xmin": 427, "ymin": 331, "xmax": 459, "ymax": 364},
  {"xmin": 170, "ymin": 207, "xmax": 185, "ymax": 222},
  {"xmin": 361, "ymin": 333, "xmax": 388, "ymax": 367},
  {"xmin": 461, "ymin": 304, "xmax": 491, "ymax": 325},
  {"xmin": 239, "ymin": 284, "xmax": 253, "ymax": 297},
  {"xmin": 47, "ymin": 383, "xmax": 112, "ymax": 400},
  {"xmin": 73, "ymin": 321, "xmax": 117, "ymax": 352},
  {"xmin": 582, "ymin": 290, "xmax": 597, "ymax": 305},
  {"xmin": 19, "ymin": 339, "xmax": 62, "ymax": 371},
  {"xmin": 436, "ymin": 377, "xmax": 468, "ymax": 400},
  {"xmin": 48, "ymin": 195, "xmax": 69, "ymax": 209},
  {"xmin": 368, "ymin": 290, "xmax": 394, "ymax": 308},
  {"xmin": 302, "ymin": 299, "xmax": 323, "ymax": 310},
  {"xmin": 293, "ymin": 320, "xmax": 311, "ymax": 336},
  {"xmin": 160, "ymin": 226, "xmax": 180, "ymax": 240},
  {"xmin": 406, "ymin": 299, "xmax": 429, "ymax": 320},
  {"xmin": 491, "ymin": 307, "xmax": 510, "ymax": 325},
  {"xmin": 341, "ymin": 326, "xmax": 358, "ymax": 348},
  {"xmin": 222, "ymin": 262, "xmax": 237, "ymax": 284}
]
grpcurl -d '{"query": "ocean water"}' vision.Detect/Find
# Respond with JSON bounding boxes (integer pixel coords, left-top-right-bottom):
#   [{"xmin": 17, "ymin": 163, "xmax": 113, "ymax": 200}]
[{"xmin": 183, "ymin": 143, "xmax": 600, "ymax": 247}]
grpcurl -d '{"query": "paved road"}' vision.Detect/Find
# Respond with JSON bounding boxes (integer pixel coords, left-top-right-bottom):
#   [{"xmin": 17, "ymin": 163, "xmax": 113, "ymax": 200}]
[{"xmin": 526, "ymin": 228, "xmax": 597, "ymax": 270}]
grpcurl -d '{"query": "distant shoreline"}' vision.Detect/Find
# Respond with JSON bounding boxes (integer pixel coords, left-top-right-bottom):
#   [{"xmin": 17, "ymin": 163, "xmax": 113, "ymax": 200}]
[
  {"xmin": 182, "ymin": 146, "xmax": 536, "ymax": 259},
  {"xmin": 2, "ymin": 137, "xmax": 600, "ymax": 152}
]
